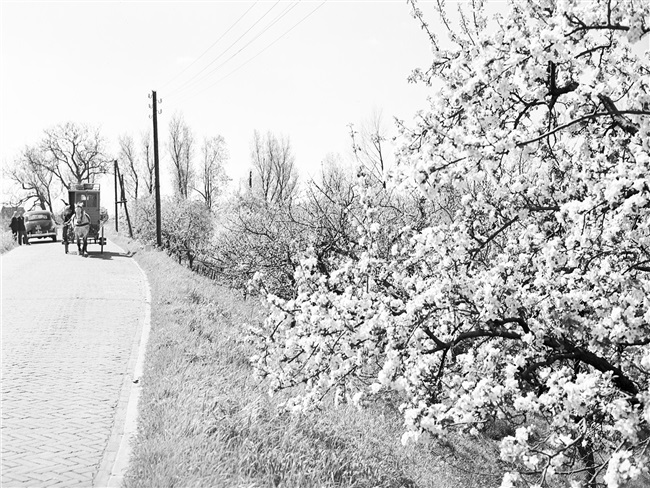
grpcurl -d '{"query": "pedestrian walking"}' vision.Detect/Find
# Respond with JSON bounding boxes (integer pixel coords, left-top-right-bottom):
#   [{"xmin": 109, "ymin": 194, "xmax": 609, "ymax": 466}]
[
  {"xmin": 61, "ymin": 204, "xmax": 75, "ymax": 254},
  {"xmin": 9, "ymin": 211, "xmax": 19, "ymax": 241},
  {"xmin": 15, "ymin": 210, "xmax": 29, "ymax": 246}
]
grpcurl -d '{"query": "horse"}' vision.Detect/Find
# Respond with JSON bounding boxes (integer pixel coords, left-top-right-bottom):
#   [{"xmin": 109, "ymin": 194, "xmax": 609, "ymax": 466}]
[{"xmin": 72, "ymin": 205, "xmax": 91, "ymax": 256}]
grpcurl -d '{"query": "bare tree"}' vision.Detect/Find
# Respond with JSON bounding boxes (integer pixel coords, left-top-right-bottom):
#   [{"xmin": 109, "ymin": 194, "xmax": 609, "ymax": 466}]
[
  {"xmin": 349, "ymin": 109, "xmax": 390, "ymax": 188},
  {"xmin": 250, "ymin": 130, "xmax": 298, "ymax": 205},
  {"xmin": 41, "ymin": 122, "xmax": 111, "ymax": 188},
  {"xmin": 315, "ymin": 152, "xmax": 348, "ymax": 189},
  {"xmin": 6, "ymin": 145, "xmax": 56, "ymax": 211},
  {"xmin": 118, "ymin": 133, "xmax": 140, "ymax": 201},
  {"xmin": 196, "ymin": 135, "xmax": 229, "ymax": 209},
  {"xmin": 168, "ymin": 113, "xmax": 194, "ymax": 199},
  {"xmin": 141, "ymin": 130, "xmax": 155, "ymax": 196}
]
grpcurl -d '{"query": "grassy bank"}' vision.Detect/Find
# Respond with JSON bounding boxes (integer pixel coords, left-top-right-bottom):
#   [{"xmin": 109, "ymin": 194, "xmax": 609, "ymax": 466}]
[{"xmin": 109, "ymin": 231, "xmax": 504, "ymax": 488}]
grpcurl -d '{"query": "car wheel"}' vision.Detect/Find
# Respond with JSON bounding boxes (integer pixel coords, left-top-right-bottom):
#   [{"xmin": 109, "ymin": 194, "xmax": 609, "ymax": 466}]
[{"xmin": 52, "ymin": 236, "xmax": 57, "ymax": 242}]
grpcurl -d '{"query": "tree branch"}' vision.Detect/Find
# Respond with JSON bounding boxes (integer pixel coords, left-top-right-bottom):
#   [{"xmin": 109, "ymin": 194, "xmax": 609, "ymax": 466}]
[{"xmin": 516, "ymin": 110, "xmax": 649, "ymax": 146}]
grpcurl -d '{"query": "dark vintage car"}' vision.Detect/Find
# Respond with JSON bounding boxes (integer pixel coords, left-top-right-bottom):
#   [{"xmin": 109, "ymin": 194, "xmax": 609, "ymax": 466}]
[{"xmin": 24, "ymin": 210, "xmax": 57, "ymax": 242}]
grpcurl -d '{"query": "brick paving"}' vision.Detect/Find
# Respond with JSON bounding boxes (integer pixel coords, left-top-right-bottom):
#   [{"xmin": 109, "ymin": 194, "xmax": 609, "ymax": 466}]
[{"xmin": 2, "ymin": 238, "xmax": 146, "ymax": 487}]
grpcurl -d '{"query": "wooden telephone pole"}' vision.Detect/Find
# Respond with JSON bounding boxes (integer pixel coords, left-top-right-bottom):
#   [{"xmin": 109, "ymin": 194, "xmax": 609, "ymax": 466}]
[
  {"xmin": 152, "ymin": 90, "xmax": 162, "ymax": 248},
  {"xmin": 113, "ymin": 160, "xmax": 134, "ymax": 238},
  {"xmin": 114, "ymin": 162, "xmax": 119, "ymax": 232}
]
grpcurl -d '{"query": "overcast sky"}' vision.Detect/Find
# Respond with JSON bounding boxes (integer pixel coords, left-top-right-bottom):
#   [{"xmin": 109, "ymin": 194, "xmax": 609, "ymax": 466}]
[{"xmin": 1, "ymin": 0, "xmax": 435, "ymax": 203}]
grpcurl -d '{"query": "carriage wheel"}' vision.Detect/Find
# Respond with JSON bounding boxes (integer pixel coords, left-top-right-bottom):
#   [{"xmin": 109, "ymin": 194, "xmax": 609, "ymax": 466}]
[{"xmin": 100, "ymin": 226, "xmax": 104, "ymax": 254}]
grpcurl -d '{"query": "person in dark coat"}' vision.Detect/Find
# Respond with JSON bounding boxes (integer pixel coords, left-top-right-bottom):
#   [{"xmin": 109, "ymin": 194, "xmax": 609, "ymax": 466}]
[
  {"xmin": 61, "ymin": 204, "xmax": 75, "ymax": 252},
  {"xmin": 9, "ymin": 211, "xmax": 19, "ymax": 241},
  {"xmin": 15, "ymin": 210, "xmax": 28, "ymax": 245}
]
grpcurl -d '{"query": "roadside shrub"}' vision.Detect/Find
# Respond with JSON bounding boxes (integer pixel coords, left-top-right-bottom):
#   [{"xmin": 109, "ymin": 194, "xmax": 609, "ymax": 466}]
[
  {"xmin": 130, "ymin": 196, "xmax": 213, "ymax": 268},
  {"xmin": 207, "ymin": 196, "xmax": 310, "ymax": 298},
  {"xmin": 129, "ymin": 196, "xmax": 156, "ymax": 242},
  {"xmin": 0, "ymin": 219, "xmax": 17, "ymax": 254},
  {"xmin": 206, "ymin": 169, "xmax": 438, "ymax": 300}
]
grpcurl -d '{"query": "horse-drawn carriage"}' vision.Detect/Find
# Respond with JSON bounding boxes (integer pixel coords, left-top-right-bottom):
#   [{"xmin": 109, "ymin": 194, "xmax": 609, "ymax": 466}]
[{"xmin": 64, "ymin": 183, "xmax": 109, "ymax": 255}]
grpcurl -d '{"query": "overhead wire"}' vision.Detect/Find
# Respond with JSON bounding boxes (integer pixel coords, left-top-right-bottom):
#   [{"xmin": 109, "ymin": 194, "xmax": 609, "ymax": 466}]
[
  {"xmin": 166, "ymin": 0, "xmax": 282, "ymax": 99},
  {"xmin": 159, "ymin": 1, "xmax": 259, "ymax": 92},
  {"xmin": 176, "ymin": 1, "xmax": 327, "ymax": 105},
  {"xmin": 171, "ymin": 0, "xmax": 301, "ymax": 101}
]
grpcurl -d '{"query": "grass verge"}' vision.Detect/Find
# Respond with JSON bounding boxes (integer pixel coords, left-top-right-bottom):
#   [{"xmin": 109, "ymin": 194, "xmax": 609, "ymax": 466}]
[{"xmin": 109, "ymin": 230, "xmax": 505, "ymax": 488}]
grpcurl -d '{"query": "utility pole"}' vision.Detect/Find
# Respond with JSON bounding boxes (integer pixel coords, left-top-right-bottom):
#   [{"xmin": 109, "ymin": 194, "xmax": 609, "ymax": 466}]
[
  {"xmin": 152, "ymin": 90, "xmax": 162, "ymax": 247},
  {"xmin": 114, "ymin": 160, "xmax": 134, "ymax": 239},
  {"xmin": 114, "ymin": 160, "xmax": 119, "ymax": 232},
  {"xmin": 119, "ymin": 171, "xmax": 134, "ymax": 238}
]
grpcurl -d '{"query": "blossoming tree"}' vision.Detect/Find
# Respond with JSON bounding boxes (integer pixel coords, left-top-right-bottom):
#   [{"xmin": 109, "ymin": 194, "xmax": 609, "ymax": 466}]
[{"xmin": 252, "ymin": 0, "xmax": 650, "ymax": 486}]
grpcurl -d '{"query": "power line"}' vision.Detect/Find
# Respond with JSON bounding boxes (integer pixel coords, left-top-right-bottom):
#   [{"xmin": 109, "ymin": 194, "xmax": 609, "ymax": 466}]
[
  {"xmin": 166, "ymin": 0, "xmax": 281, "ymax": 99},
  {"xmin": 177, "ymin": 1, "xmax": 327, "ymax": 105},
  {"xmin": 171, "ymin": 1, "xmax": 301, "ymax": 100},
  {"xmin": 160, "ymin": 2, "xmax": 259, "ymax": 91}
]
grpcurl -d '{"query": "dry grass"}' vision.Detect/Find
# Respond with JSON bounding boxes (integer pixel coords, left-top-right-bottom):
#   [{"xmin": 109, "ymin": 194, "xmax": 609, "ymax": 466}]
[{"xmin": 108, "ymin": 231, "xmax": 506, "ymax": 488}]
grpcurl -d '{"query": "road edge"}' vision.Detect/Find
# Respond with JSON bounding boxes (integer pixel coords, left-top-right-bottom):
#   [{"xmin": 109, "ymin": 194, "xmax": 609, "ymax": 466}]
[{"xmin": 93, "ymin": 241, "xmax": 152, "ymax": 487}]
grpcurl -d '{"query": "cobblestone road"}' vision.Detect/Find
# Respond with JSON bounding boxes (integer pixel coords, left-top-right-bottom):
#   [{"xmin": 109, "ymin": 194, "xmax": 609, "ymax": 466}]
[{"xmin": 2, "ymin": 238, "xmax": 146, "ymax": 487}]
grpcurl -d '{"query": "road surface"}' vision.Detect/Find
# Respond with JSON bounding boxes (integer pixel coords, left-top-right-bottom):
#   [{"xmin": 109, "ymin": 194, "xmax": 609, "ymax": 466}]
[{"xmin": 2, "ymin": 238, "xmax": 147, "ymax": 487}]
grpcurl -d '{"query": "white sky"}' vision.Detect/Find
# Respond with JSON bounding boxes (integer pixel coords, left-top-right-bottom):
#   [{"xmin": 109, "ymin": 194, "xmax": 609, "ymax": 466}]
[{"xmin": 1, "ymin": 0, "xmax": 435, "ymax": 206}]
